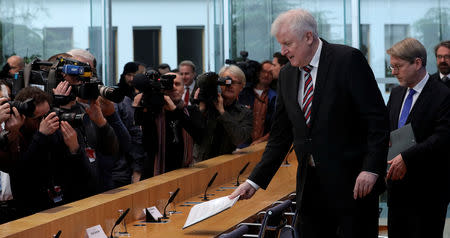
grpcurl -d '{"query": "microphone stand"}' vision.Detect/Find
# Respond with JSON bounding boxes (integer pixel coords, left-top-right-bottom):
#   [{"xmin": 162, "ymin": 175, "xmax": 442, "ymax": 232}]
[
  {"xmin": 53, "ymin": 230, "xmax": 62, "ymax": 238},
  {"xmin": 110, "ymin": 208, "xmax": 130, "ymax": 238},
  {"xmin": 283, "ymin": 144, "xmax": 294, "ymax": 166},
  {"xmin": 162, "ymin": 188, "xmax": 180, "ymax": 219},
  {"xmin": 235, "ymin": 162, "xmax": 250, "ymax": 186},
  {"xmin": 202, "ymin": 172, "xmax": 218, "ymax": 201}
]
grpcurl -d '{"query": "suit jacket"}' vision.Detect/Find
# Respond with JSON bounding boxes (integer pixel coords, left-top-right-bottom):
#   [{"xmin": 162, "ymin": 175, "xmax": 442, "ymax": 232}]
[
  {"xmin": 386, "ymin": 76, "xmax": 450, "ymax": 208},
  {"xmin": 430, "ymin": 72, "xmax": 450, "ymax": 88},
  {"xmin": 248, "ymin": 40, "xmax": 389, "ymax": 213}
]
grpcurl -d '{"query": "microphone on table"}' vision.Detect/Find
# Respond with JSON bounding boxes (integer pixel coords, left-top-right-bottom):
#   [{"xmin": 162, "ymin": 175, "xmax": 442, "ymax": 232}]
[
  {"xmin": 202, "ymin": 172, "xmax": 218, "ymax": 201},
  {"xmin": 235, "ymin": 162, "xmax": 250, "ymax": 186},
  {"xmin": 53, "ymin": 230, "xmax": 62, "ymax": 238},
  {"xmin": 110, "ymin": 208, "xmax": 130, "ymax": 238},
  {"xmin": 162, "ymin": 188, "xmax": 180, "ymax": 219}
]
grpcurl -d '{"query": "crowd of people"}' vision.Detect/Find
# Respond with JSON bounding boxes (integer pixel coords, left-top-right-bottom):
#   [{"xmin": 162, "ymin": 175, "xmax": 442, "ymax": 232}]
[
  {"xmin": 0, "ymin": 44, "xmax": 288, "ymax": 223},
  {"xmin": 0, "ymin": 7, "xmax": 449, "ymax": 238}
]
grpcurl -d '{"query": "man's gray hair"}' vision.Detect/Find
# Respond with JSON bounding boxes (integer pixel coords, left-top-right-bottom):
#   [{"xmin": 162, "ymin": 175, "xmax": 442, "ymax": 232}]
[
  {"xmin": 67, "ymin": 49, "xmax": 96, "ymax": 67},
  {"xmin": 271, "ymin": 9, "xmax": 318, "ymax": 40},
  {"xmin": 179, "ymin": 60, "xmax": 196, "ymax": 73}
]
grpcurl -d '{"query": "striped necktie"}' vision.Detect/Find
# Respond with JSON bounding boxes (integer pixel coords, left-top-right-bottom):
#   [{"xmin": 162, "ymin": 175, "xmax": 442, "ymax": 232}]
[{"xmin": 302, "ymin": 65, "xmax": 314, "ymax": 127}]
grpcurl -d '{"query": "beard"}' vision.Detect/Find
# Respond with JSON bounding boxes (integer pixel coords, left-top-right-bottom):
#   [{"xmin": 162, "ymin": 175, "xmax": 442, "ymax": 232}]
[{"xmin": 438, "ymin": 62, "xmax": 449, "ymax": 75}]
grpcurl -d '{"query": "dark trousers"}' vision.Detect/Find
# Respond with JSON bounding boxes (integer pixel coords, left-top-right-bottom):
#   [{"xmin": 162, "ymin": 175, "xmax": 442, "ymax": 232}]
[
  {"xmin": 297, "ymin": 166, "xmax": 379, "ymax": 238},
  {"xmin": 388, "ymin": 204, "xmax": 447, "ymax": 238}
]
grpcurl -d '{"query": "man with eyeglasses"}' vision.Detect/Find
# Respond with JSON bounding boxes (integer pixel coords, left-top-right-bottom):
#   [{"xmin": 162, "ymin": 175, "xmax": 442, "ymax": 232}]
[
  {"xmin": 431, "ymin": 41, "xmax": 450, "ymax": 87},
  {"xmin": 386, "ymin": 38, "xmax": 450, "ymax": 238}
]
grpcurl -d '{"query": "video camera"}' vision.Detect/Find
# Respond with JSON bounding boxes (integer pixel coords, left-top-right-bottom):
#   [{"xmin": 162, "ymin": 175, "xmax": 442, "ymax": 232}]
[
  {"xmin": 132, "ymin": 70, "xmax": 175, "ymax": 114},
  {"xmin": 196, "ymin": 72, "xmax": 234, "ymax": 104},
  {"xmin": 225, "ymin": 51, "xmax": 260, "ymax": 86},
  {"xmin": 3, "ymin": 57, "xmax": 124, "ymax": 104},
  {"xmin": 1, "ymin": 98, "xmax": 36, "ymax": 117}
]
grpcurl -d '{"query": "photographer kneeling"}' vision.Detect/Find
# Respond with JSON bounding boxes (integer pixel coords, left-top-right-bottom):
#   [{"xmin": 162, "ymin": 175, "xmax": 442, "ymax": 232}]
[
  {"xmin": 192, "ymin": 65, "xmax": 253, "ymax": 162},
  {"xmin": 133, "ymin": 72, "xmax": 202, "ymax": 177}
]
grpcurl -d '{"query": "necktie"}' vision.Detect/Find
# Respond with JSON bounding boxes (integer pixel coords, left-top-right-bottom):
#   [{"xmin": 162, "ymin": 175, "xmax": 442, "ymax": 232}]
[
  {"xmin": 302, "ymin": 65, "xmax": 314, "ymax": 127},
  {"xmin": 442, "ymin": 76, "xmax": 449, "ymax": 82},
  {"xmin": 184, "ymin": 87, "xmax": 190, "ymax": 106},
  {"xmin": 398, "ymin": 89, "xmax": 416, "ymax": 128}
]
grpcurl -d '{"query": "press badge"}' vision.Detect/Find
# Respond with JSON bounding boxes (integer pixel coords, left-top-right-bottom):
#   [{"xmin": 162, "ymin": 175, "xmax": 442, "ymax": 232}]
[{"xmin": 86, "ymin": 147, "xmax": 96, "ymax": 163}]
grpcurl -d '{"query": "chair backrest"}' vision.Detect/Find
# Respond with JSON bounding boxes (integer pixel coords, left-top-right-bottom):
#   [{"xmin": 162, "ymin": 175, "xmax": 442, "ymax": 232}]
[
  {"xmin": 219, "ymin": 224, "xmax": 249, "ymax": 238},
  {"xmin": 258, "ymin": 199, "xmax": 292, "ymax": 238}
]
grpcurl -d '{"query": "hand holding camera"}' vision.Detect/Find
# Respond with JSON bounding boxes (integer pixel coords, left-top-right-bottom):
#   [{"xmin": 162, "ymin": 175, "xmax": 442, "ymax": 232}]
[
  {"xmin": 39, "ymin": 112, "xmax": 59, "ymax": 136},
  {"xmin": 85, "ymin": 98, "xmax": 107, "ymax": 127},
  {"xmin": 60, "ymin": 121, "xmax": 79, "ymax": 154},
  {"xmin": 0, "ymin": 98, "xmax": 11, "ymax": 123},
  {"xmin": 5, "ymin": 106, "xmax": 25, "ymax": 135}
]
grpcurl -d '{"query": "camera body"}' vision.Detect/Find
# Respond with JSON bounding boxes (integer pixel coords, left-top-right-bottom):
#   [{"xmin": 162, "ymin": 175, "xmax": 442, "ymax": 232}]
[
  {"xmin": 1, "ymin": 98, "xmax": 36, "ymax": 117},
  {"xmin": 51, "ymin": 107, "xmax": 85, "ymax": 128},
  {"xmin": 196, "ymin": 72, "xmax": 232, "ymax": 103},
  {"xmin": 132, "ymin": 70, "xmax": 175, "ymax": 114}
]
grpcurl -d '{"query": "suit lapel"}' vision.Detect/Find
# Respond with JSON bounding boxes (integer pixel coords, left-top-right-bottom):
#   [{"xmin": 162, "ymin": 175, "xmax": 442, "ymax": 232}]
[
  {"xmin": 309, "ymin": 40, "xmax": 331, "ymax": 129},
  {"xmin": 285, "ymin": 65, "xmax": 307, "ymax": 125},
  {"xmin": 406, "ymin": 76, "xmax": 432, "ymax": 124}
]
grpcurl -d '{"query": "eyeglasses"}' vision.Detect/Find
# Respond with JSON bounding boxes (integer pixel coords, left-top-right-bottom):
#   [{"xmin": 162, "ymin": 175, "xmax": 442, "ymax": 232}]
[
  {"xmin": 437, "ymin": 55, "xmax": 450, "ymax": 60},
  {"xmin": 388, "ymin": 64, "xmax": 402, "ymax": 72}
]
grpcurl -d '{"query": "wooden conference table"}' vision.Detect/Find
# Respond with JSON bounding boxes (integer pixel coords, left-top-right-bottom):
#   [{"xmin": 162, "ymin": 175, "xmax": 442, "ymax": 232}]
[{"xmin": 0, "ymin": 142, "xmax": 298, "ymax": 238}]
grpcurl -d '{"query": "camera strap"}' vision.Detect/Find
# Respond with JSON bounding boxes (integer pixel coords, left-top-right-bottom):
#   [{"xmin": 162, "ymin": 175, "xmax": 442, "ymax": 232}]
[{"xmin": 47, "ymin": 61, "xmax": 60, "ymax": 94}]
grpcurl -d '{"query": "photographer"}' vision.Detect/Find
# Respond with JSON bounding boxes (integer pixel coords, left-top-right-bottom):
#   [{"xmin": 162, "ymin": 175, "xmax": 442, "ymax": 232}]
[
  {"xmin": 192, "ymin": 65, "xmax": 253, "ymax": 162},
  {"xmin": 0, "ymin": 87, "xmax": 91, "ymax": 221},
  {"xmin": 52, "ymin": 52, "xmax": 119, "ymax": 194},
  {"xmin": 133, "ymin": 72, "xmax": 202, "ymax": 177},
  {"xmin": 115, "ymin": 62, "xmax": 145, "ymax": 184}
]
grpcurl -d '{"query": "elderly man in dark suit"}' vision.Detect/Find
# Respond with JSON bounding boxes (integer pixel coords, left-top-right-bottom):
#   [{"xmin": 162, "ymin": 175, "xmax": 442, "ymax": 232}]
[
  {"xmin": 230, "ymin": 8, "xmax": 389, "ymax": 238},
  {"xmin": 386, "ymin": 38, "xmax": 450, "ymax": 238}
]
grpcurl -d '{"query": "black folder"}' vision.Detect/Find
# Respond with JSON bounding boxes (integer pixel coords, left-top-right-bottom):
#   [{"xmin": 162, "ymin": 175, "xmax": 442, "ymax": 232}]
[{"xmin": 387, "ymin": 123, "xmax": 416, "ymax": 161}]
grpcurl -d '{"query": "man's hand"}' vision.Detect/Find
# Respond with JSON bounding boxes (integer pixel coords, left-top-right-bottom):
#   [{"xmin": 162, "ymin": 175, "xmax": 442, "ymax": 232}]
[
  {"xmin": 98, "ymin": 97, "xmax": 115, "ymax": 117},
  {"xmin": 132, "ymin": 171, "xmax": 141, "ymax": 183},
  {"xmin": 60, "ymin": 121, "xmax": 79, "ymax": 154},
  {"xmin": 387, "ymin": 154, "xmax": 407, "ymax": 181},
  {"xmin": 353, "ymin": 171, "xmax": 378, "ymax": 199},
  {"xmin": 0, "ymin": 98, "xmax": 11, "ymax": 123},
  {"xmin": 5, "ymin": 107, "xmax": 25, "ymax": 133},
  {"xmin": 53, "ymin": 81, "xmax": 72, "ymax": 96},
  {"xmin": 229, "ymin": 181, "xmax": 257, "ymax": 200},
  {"xmin": 163, "ymin": 95, "xmax": 177, "ymax": 111},
  {"xmin": 85, "ymin": 99, "xmax": 107, "ymax": 127},
  {"xmin": 132, "ymin": 93, "xmax": 143, "ymax": 107},
  {"xmin": 214, "ymin": 93, "xmax": 225, "ymax": 115},
  {"xmin": 39, "ymin": 112, "xmax": 59, "ymax": 135}
]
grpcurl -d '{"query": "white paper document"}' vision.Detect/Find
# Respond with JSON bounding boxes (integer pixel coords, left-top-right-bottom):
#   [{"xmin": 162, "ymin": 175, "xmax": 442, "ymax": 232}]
[{"xmin": 183, "ymin": 195, "xmax": 240, "ymax": 229}]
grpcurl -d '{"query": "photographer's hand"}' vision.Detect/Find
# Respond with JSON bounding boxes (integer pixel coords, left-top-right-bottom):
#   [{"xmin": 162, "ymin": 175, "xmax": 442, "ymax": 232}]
[
  {"xmin": 5, "ymin": 107, "xmax": 25, "ymax": 135},
  {"xmin": 194, "ymin": 88, "xmax": 206, "ymax": 112},
  {"xmin": 53, "ymin": 81, "xmax": 72, "ymax": 96},
  {"xmin": 163, "ymin": 95, "xmax": 177, "ymax": 111},
  {"xmin": 132, "ymin": 93, "xmax": 143, "ymax": 107},
  {"xmin": 214, "ymin": 93, "xmax": 225, "ymax": 115},
  {"xmin": 0, "ymin": 98, "xmax": 11, "ymax": 123},
  {"xmin": 39, "ymin": 112, "xmax": 59, "ymax": 135},
  {"xmin": 98, "ymin": 97, "xmax": 115, "ymax": 117},
  {"xmin": 60, "ymin": 121, "xmax": 79, "ymax": 154},
  {"xmin": 85, "ymin": 99, "xmax": 107, "ymax": 127}
]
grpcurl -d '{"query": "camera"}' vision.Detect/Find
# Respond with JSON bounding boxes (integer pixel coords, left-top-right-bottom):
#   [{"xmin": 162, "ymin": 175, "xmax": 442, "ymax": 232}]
[
  {"xmin": 50, "ymin": 107, "xmax": 85, "ymax": 128},
  {"xmin": 196, "ymin": 72, "xmax": 233, "ymax": 104},
  {"xmin": 225, "ymin": 51, "xmax": 260, "ymax": 86},
  {"xmin": 132, "ymin": 70, "xmax": 175, "ymax": 114},
  {"xmin": 1, "ymin": 98, "xmax": 36, "ymax": 117}
]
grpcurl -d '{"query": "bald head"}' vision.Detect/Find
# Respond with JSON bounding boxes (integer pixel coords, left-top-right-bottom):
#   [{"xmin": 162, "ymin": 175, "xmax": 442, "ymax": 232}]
[{"xmin": 7, "ymin": 55, "xmax": 24, "ymax": 76}]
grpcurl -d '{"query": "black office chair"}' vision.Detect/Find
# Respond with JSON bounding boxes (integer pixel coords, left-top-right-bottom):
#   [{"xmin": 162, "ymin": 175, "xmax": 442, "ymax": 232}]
[
  {"xmin": 238, "ymin": 199, "xmax": 292, "ymax": 238},
  {"xmin": 219, "ymin": 225, "xmax": 249, "ymax": 238}
]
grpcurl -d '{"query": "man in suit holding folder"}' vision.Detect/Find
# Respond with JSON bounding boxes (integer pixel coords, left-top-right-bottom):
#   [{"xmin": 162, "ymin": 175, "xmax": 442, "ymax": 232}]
[
  {"xmin": 386, "ymin": 38, "xmax": 450, "ymax": 238},
  {"xmin": 230, "ymin": 8, "xmax": 389, "ymax": 237}
]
